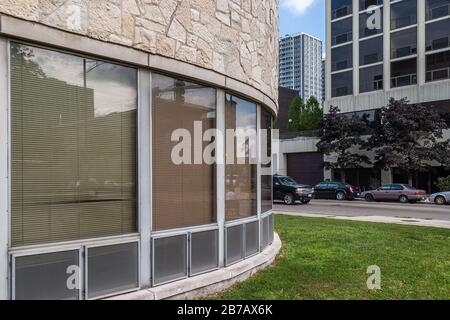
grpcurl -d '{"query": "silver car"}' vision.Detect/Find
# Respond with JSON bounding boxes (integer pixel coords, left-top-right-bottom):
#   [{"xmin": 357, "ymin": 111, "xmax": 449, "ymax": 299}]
[{"xmin": 429, "ymin": 191, "xmax": 450, "ymax": 205}]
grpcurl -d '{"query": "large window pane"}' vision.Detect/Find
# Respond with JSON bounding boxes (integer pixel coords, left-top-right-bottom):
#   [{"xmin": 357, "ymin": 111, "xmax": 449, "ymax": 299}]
[
  {"xmin": 360, "ymin": 0, "xmax": 383, "ymax": 11},
  {"xmin": 360, "ymin": 36, "xmax": 383, "ymax": 65},
  {"xmin": 426, "ymin": 0, "xmax": 450, "ymax": 20},
  {"xmin": 332, "ymin": 71, "xmax": 353, "ymax": 97},
  {"xmin": 426, "ymin": 19, "xmax": 450, "ymax": 51},
  {"xmin": 261, "ymin": 108, "xmax": 272, "ymax": 214},
  {"xmin": 332, "ymin": 0, "xmax": 353, "ymax": 20},
  {"xmin": 332, "ymin": 44, "xmax": 353, "ymax": 71},
  {"xmin": 426, "ymin": 50, "xmax": 450, "ymax": 81},
  {"xmin": 152, "ymin": 74, "xmax": 216, "ymax": 231},
  {"xmin": 391, "ymin": 0, "xmax": 417, "ymax": 30},
  {"xmin": 359, "ymin": 8, "xmax": 383, "ymax": 39},
  {"xmin": 391, "ymin": 58, "xmax": 417, "ymax": 87},
  {"xmin": 331, "ymin": 17, "xmax": 353, "ymax": 46},
  {"xmin": 10, "ymin": 43, "xmax": 137, "ymax": 247},
  {"xmin": 391, "ymin": 28, "xmax": 417, "ymax": 59},
  {"xmin": 360, "ymin": 64, "xmax": 383, "ymax": 93},
  {"xmin": 225, "ymin": 94, "xmax": 257, "ymax": 221}
]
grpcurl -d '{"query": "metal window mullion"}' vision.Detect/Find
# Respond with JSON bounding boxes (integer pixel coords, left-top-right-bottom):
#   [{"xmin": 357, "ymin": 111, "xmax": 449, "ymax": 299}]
[
  {"xmin": 256, "ymin": 105, "xmax": 262, "ymax": 252},
  {"xmin": 216, "ymin": 89, "xmax": 225, "ymax": 268},
  {"xmin": 138, "ymin": 68, "xmax": 151, "ymax": 289},
  {"xmin": 0, "ymin": 37, "xmax": 9, "ymax": 300}
]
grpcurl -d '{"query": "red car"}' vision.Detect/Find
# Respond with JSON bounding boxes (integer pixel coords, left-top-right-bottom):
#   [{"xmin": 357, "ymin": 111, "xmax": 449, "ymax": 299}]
[{"xmin": 362, "ymin": 184, "xmax": 427, "ymax": 203}]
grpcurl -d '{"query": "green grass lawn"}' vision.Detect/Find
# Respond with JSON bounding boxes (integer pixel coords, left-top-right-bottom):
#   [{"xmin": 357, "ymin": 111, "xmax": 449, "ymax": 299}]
[{"xmin": 210, "ymin": 215, "xmax": 450, "ymax": 300}]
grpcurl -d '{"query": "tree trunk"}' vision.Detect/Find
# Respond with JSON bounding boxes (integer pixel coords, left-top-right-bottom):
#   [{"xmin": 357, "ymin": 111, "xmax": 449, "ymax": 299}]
[{"xmin": 340, "ymin": 169, "xmax": 346, "ymax": 183}]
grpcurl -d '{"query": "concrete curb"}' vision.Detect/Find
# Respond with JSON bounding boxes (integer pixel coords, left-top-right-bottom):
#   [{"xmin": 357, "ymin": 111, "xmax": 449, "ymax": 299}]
[
  {"xmin": 108, "ymin": 233, "xmax": 282, "ymax": 300},
  {"xmin": 277, "ymin": 212, "xmax": 450, "ymax": 229}
]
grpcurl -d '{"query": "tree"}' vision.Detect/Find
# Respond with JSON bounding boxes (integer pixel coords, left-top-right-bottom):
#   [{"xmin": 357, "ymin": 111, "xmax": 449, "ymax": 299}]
[
  {"xmin": 436, "ymin": 175, "xmax": 450, "ymax": 192},
  {"xmin": 287, "ymin": 95, "xmax": 323, "ymax": 131},
  {"xmin": 316, "ymin": 106, "xmax": 372, "ymax": 181},
  {"xmin": 367, "ymin": 98, "xmax": 450, "ymax": 185}
]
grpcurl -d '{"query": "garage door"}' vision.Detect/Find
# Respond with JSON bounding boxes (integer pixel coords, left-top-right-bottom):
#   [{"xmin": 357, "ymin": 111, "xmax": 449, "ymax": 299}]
[{"xmin": 287, "ymin": 152, "xmax": 324, "ymax": 186}]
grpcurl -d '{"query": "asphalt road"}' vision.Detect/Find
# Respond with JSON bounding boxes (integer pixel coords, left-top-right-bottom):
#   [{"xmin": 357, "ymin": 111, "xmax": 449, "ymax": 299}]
[{"xmin": 274, "ymin": 199, "xmax": 450, "ymax": 221}]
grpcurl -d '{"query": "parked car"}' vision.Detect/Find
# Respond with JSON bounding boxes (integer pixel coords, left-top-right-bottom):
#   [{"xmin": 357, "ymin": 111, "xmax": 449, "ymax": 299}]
[
  {"xmin": 361, "ymin": 184, "xmax": 427, "ymax": 203},
  {"xmin": 313, "ymin": 182, "xmax": 360, "ymax": 201},
  {"xmin": 429, "ymin": 191, "xmax": 450, "ymax": 205},
  {"xmin": 273, "ymin": 175, "xmax": 314, "ymax": 205}
]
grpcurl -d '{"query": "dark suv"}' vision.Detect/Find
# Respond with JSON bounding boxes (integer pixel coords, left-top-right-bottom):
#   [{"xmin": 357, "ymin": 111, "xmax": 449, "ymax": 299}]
[
  {"xmin": 273, "ymin": 175, "xmax": 314, "ymax": 205},
  {"xmin": 313, "ymin": 182, "xmax": 361, "ymax": 201}
]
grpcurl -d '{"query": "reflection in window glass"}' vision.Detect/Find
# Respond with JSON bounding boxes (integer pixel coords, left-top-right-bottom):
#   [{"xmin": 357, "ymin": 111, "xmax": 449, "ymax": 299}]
[
  {"xmin": 332, "ymin": 71, "xmax": 353, "ymax": 97},
  {"xmin": 261, "ymin": 108, "xmax": 272, "ymax": 214},
  {"xmin": 225, "ymin": 94, "xmax": 257, "ymax": 221},
  {"xmin": 360, "ymin": 37, "xmax": 383, "ymax": 66},
  {"xmin": 391, "ymin": 0, "xmax": 417, "ymax": 30},
  {"xmin": 10, "ymin": 43, "xmax": 137, "ymax": 247},
  {"xmin": 360, "ymin": 65, "xmax": 383, "ymax": 93},
  {"xmin": 426, "ymin": 19, "xmax": 450, "ymax": 51},
  {"xmin": 152, "ymin": 73, "xmax": 217, "ymax": 231}
]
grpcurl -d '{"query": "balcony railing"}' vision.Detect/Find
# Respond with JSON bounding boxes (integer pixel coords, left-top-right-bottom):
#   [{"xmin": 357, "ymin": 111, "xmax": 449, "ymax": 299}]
[
  {"xmin": 360, "ymin": 78, "xmax": 383, "ymax": 93},
  {"xmin": 427, "ymin": 3, "xmax": 450, "ymax": 21},
  {"xmin": 391, "ymin": 15, "xmax": 417, "ymax": 29},
  {"xmin": 391, "ymin": 73, "xmax": 417, "ymax": 87},
  {"xmin": 426, "ymin": 37, "xmax": 450, "ymax": 51},
  {"xmin": 332, "ymin": 32, "xmax": 353, "ymax": 46},
  {"xmin": 332, "ymin": 5, "xmax": 352, "ymax": 20},
  {"xmin": 391, "ymin": 46, "xmax": 417, "ymax": 59},
  {"xmin": 362, "ymin": 53, "xmax": 382, "ymax": 65},
  {"xmin": 426, "ymin": 67, "xmax": 450, "ymax": 82}
]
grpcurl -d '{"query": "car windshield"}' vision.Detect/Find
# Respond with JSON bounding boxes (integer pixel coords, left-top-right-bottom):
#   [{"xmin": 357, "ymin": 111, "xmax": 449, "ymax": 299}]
[{"xmin": 279, "ymin": 177, "xmax": 298, "ymax": 186}]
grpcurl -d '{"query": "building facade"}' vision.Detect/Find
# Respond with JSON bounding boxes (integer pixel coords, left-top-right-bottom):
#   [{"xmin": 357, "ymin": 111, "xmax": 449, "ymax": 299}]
[
  {"xmin": 0, "ymin": 0, "xmax": 278, "ymax": 300},
  {"xmin": 279, "ymin": 33, "xmax": 323, "ymax": 102},
  {"xmin": 325, "ymin": 0, "xmax": 450, "ymax": 192}
]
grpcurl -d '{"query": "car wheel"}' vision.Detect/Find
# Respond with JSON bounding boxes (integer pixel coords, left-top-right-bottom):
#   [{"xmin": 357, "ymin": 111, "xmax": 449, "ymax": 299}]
[
  {"xmin": 283, "ymin": 193, "xmax": 295, "ymax": 205},
  {"xmin": 365, "ymin": 194, "xmax": 374, "ymax": 202},
  {"xmin": 399, "ymin": 195, "xmax": 409, "ymax": 204},
  {"xmin": 435, "ymin": 196, "xmax": 446, "ymax": 206},
  {"xmin": 336, "ymin": 191, "xmax": 346, "ymax": 201},
  {"xmin": 300, "ymin": 199, "xmax": 310, "ymax": 205}
]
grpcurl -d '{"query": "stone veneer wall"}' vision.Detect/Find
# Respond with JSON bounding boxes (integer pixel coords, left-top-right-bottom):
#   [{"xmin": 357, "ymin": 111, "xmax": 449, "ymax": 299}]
[{"xmin": 0, "ymin": 0, "xmax": 279, "ymax": 104}]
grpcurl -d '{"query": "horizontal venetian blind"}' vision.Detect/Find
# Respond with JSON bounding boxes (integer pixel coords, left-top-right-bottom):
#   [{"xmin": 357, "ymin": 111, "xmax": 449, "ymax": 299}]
[{"xmin": 10, "ymin": 43, "xmax": 137, "ymax": 247}]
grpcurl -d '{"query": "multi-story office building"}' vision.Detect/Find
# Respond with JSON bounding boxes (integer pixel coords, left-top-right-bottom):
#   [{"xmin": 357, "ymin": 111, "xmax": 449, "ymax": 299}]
[
  {"xmin": 322, "ymin": 57, "xmax": 327, "ymax": 104},
  {"xmin": 279, "ymin": 33, "xmax": 324, "ymax": 102},
  {"xmin": 325, "ymin": 0, "xmax": 450, "ymax": 191}
]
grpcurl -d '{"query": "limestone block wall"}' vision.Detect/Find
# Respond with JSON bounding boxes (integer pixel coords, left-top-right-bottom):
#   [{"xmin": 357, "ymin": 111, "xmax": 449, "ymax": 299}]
[{"xmin": 0, "ymin": 0, "xmax": 279, "ymax": 104}]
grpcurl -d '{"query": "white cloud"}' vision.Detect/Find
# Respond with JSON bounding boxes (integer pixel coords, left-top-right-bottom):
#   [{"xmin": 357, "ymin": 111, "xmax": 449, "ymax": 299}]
[{"xmin": 282, "ymin": 0, "xmax": 318, "ymax": 15}]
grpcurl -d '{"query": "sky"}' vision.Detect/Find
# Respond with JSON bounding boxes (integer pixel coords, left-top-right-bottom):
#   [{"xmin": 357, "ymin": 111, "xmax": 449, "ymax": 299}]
[{"xmin": 279, "ymin": 0, "xmax": 326, "ymax": 48}]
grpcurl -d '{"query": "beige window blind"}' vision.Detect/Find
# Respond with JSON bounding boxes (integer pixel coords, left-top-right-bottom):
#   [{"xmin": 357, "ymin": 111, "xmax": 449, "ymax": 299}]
[
  {"xmin": 10, "ymin": 43, "xmax": 137, "ymax": 247},
  {"xmin": 152, "ymin": 73, "xmax": 216, "ymax": 231}
]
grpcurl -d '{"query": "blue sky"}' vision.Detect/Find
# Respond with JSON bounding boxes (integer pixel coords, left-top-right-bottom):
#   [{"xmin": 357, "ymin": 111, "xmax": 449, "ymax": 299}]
[{"xmin": 279, "ymin": 0, "xmax": 326, "ymax": 45}]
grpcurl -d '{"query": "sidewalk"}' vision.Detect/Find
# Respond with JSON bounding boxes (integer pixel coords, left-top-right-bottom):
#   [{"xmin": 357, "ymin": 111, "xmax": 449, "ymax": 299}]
[{"xmin": 277, "ymin": 211, "xmax": 450, "ymax": 229}]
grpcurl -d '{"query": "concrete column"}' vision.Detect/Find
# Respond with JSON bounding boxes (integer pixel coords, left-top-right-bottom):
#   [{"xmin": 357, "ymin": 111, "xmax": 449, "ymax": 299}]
[
  {"xmin": 0, "ymin": 37, "xmax": 9, "ymax": 299},
  {"xmin": 216, "ymin": 90, "xmax": 226, "ymax": 267},
  {"xmin": 138, "ymin": 69, "xmax": 151, "ymax": 288},
  {"xmin": 383, "ymin": 0, "xmax": 391, "ymax": 91},
  {"xmin": 353, "ymin": 0, "xmax": 360, "ymax": 96},
  {"xmin": 381, "ymin": 169, "xmax": 393, "ymax": 185},
  {"xmin": 324, "ymin": 168, "xmax": 333, "ymax": 181},
  {"xmin": 417, "ymin": 0, "xmax": 426, "ymax": 86},
  {"xmin": 326, "ymin": 0, "xmax": 332, "ymax": 104}
]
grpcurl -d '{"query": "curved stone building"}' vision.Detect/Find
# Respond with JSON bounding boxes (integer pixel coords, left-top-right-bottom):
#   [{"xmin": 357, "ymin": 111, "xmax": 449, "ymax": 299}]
[{"xmin": 0, "ymin": 0, "xmax": 279, "ymax": 299}]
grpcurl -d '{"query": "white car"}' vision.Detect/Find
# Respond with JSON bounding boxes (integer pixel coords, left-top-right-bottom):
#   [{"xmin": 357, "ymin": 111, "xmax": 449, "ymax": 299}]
[{"xmin": 429, "ymin": 191, "xmax": 450, "ymax": 205}]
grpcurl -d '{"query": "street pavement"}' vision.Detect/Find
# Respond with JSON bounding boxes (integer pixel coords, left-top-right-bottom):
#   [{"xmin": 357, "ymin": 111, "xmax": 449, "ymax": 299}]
[{"xmin": 274, "ymin": 199, "xmax": 450, "ymax": 229}]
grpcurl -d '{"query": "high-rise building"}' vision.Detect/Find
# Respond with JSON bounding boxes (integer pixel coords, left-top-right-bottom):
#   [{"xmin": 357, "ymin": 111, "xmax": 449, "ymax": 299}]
[
  {"xmin": 325, "ymin": 0, "xmax": 450, "ymax": 191},
  {"xmin": 322, "ymin": 57, "xmax": 326, "ymax": 105},
  {"xmin": 279, "ymin": 33, "xmax": 323, "ymax": 102}
]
